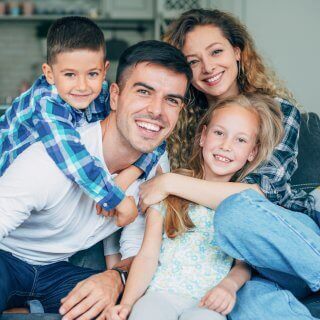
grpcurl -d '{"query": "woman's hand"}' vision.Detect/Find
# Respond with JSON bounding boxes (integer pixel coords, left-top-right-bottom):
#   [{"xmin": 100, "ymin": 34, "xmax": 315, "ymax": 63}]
[
  {"xmin": 139, "ymin": 173, "xmax": 171, "ymax": 212},
  {"xmin": 106, "ymin": 304, "xmax": 132, "ymax": 320},
  {"xmin": 199, "ymin": 278, "xmax": 237, "ymax": 315}
]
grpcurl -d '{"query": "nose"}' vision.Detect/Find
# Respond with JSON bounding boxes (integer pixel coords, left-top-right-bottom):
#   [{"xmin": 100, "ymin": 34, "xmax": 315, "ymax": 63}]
[
  {"xmin": 77, "ymin": 76, "xmax": 88, "ymax": 92},
  {"xmin": 146, "ymin": 96, "xmax": 163, "ymax": 118},
  {"xmin": 201, "ymin": 56, "xmax": 215, "ymax": 74},
  {"xmin": 221, "ymin": 137, "xmax": 232, "ymax": 151}
]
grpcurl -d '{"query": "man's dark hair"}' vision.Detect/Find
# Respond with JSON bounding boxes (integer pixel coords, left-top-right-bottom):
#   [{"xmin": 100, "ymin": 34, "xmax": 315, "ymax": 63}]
[
  {"xmin": 116, "ymin": 40, "xmax": 192, "ymax": 98},
  {"xmin": 47, "ymin": 16, "xmax": 106, "ymax": 65}
]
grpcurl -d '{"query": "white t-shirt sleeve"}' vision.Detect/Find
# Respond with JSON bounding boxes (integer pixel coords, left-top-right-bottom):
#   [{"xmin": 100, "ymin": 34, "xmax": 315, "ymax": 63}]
[
  {"xmin": 0, "ymin": 146, "xmax": 52, "ymax": 240},
  {"xmin": 108, "ymin": 152, "xmax": 170, "ymax": 260}
]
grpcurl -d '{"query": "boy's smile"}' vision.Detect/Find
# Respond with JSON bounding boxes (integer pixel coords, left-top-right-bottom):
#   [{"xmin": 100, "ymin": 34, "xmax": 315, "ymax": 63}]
[{"xmin": 42, "ymin": 49, "xmax": 109, "ymax": 109}]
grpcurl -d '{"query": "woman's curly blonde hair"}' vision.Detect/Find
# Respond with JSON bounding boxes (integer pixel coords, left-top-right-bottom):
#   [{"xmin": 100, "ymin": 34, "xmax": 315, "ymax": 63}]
[{"xmin": 163, "ymin": 8, "xmax": 296, "ymax": 169}]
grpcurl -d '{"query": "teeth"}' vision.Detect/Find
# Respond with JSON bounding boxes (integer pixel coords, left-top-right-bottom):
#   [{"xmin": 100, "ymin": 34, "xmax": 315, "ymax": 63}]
[
  {"xmin": 214, "ymin": 155, "xmax": 231, "ymax": 163},
  {"xmin": 136, "ymin": 121, "xmax": 160, "ymax": 132},
  {"xmin": 206, "ymin": 73, "xmax": 222, "ymax": 83}
]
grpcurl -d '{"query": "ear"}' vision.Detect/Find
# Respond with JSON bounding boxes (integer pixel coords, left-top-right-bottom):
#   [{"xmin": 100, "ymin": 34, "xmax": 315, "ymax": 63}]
[
  {"xmin": 42, "ymin": 63, "xmax": 55, "ymax": 85},
  {"xmin": 234, "ymin": 46, "xmax": 241, "ymax": 62},
  {"xmin": 199, "ymin": 125, "xmax": 207, "ymax": 147},
  {"xmin": 103, "ymin": 60, "xmax": 110, "ymax": 78},
  {"xmin": 109, "ymin": 82, "xmax": 120, "ymax": 111},
  {"xmin": 248, "ymin": 145, "xmax": 258, "ymax": 162}
]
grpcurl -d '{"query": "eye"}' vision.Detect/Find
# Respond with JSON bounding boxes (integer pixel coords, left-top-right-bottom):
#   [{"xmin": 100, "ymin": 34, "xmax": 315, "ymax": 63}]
[
  {"xmin": 188, "ymin": 59, "xmax": 199, "ymax": 66},
  {"xmin": 238, "ymin": 137, "xmax": 247, "ymax": 143},
  {"xmin": 64, "ymin": 72, "xmax": 75, "ymax": 78},
  {"xmin": 166, "ymin": 97, "xmax": 181, "ymax": 107},
  {"xmin": 213, "ymin": 130, "xmax": 223, "ymax": 136},
  {"xmin": 137, "ymin": 89, "xmax": 150, "ymax": 95},
  {"xmin": 88, "ymin": 71, "xmax": 99, "ymax": 78},
  {"xmin": 211, "ymin": 49, "xmax": 223, "ymax": 56}
]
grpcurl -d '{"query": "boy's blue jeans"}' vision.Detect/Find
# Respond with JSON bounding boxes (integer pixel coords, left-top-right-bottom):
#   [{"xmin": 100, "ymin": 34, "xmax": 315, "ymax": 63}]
[
  {"xmin": 0, "ymin": 250, "xmax": 100, "ymax": 313},
  {"xmin": 214, "ymin": 189, "xmax": 320, "ymax": 320}
]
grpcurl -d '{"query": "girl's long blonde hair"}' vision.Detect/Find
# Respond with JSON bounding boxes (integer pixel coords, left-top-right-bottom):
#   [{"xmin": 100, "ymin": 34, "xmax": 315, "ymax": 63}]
[
  {"xmin": 164, "ymin": 93, "xmax": 284, "ymax": 238},
  {"xmin": 163, "ymin": 8, "xmax": 295, "ymax": 169}
]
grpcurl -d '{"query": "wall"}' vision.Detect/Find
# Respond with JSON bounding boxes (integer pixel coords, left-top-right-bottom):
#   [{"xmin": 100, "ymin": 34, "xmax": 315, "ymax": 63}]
[
  {"xmin": 227, "ymin": 0, "xmax": 320, "ymax": 114},
  {"xmin": 1, "ymin": 0, "xmax": 319, "ymax": 114}
]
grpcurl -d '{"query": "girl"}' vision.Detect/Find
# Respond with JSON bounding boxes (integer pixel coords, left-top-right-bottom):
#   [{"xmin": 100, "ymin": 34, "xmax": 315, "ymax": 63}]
[
  {"xmin": 139, "ymin": 9, "xmax": 319, "ymax": 319},
  {"xmin": 106, "ymin": 93, "xmax": 283, "ymax": 320},
  {"xmin": 163, "ymin": 9, "xmax": 314, "ymax": 216}
]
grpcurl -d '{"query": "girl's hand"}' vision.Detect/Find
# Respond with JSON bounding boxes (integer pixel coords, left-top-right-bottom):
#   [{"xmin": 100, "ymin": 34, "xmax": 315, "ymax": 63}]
[
  {"xmin": 106, "ymin": 304, "xmax": 132, "ymax": 320},
  {"xmin": 139, "ymin": 173, "xmax": 171, "ymax": 212},
  {"xmin": 199, "ymin": 279, "xmax": 237, "ymax": 315}
]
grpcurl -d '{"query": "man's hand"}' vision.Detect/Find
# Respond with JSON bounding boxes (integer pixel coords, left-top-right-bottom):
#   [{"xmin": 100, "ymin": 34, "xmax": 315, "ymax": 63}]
[
  {"xmin": 139, "ymin": 173, "xmax": 170, "ymax": 212},
  {"xmin": 199, "ymin": 278, "xmax": 237, "ymax": 315},
  {"xmin": 59, "ymin": 270, "xmax": 123, "ymax": 320},
  {"xmin": 106, "ymin": 304, "xmax": 132, "ymax": 320}
]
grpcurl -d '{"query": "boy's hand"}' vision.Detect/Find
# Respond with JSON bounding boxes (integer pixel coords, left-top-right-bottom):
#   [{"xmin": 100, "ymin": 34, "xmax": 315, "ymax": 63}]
[
  {"xmin": 96, "ymin": 204, "xmax": 116, "ymax": 217},
  {"xmin": 115, "ymin": 196, "xmax": 138, "ymax": 227},
  {"xmin": 106, "ymin": 304, "xmax": 132, "ymax": 320},
  {"xmin": 199, "ymin": 279, "xmax": 237, "ymax": 315}
]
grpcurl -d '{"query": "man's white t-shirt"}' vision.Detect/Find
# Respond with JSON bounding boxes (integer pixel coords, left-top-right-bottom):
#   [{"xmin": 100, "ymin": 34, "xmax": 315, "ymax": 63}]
[{"xmin": 0, "ymin": 121, "xmax": 166, "ymax": 265}]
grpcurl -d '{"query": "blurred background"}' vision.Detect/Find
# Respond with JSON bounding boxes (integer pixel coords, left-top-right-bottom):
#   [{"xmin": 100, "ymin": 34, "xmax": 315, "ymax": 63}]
[{"xmin": 0, "ymin": 0, "xmax": 319, "ymax": 115}]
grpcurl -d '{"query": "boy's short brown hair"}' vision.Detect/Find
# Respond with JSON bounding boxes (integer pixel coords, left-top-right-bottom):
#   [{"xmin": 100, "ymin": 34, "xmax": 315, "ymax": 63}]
[{"xmin": 46, "ymin": 16, "xmax": 106, "ymax": 65}]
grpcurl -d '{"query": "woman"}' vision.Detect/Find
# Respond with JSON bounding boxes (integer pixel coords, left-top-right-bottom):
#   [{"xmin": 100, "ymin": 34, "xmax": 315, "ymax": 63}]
[{"xmin": 139, "ymin": 9, "xmax": 319, "ymax": 320}]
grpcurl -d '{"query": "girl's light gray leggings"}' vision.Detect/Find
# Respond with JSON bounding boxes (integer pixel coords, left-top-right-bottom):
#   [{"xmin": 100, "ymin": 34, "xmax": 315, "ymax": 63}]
[{"xmin": 128, "ymin": 290, "xmax": 226, "ymax": 320}]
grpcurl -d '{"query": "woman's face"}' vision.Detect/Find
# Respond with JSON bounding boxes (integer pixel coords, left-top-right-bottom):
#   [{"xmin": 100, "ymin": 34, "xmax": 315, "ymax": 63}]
[{"xmin": 182, "ymin": 24, "xmax": 241, "ymax": 102}]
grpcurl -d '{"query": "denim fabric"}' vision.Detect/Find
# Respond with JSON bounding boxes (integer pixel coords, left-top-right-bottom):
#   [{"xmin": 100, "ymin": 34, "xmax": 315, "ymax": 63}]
[
  {"xmin": 214, "ymin": 189, "xmax": 320, "ymax": 319},
  {"xmin": 0, "ymin": 250, "xmax": 99, "ymax": 313}
]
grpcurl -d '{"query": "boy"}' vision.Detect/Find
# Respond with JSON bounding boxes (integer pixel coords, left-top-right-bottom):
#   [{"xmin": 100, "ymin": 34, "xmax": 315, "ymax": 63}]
[{"xmin": 0, "ymin": 16, "xmax": 165, "ymax": 226}]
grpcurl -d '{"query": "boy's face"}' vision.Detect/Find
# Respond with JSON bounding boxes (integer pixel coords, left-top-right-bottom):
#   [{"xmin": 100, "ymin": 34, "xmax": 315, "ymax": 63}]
[{"xmin": 42, "ymin": 49, "xmax": 109, "ymax": 109}]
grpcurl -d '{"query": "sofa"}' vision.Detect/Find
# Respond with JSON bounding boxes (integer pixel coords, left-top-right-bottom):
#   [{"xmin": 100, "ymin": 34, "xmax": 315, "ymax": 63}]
[{"xmin": 1, "ymin": 112, "xmax": 320, "ymax": 319}]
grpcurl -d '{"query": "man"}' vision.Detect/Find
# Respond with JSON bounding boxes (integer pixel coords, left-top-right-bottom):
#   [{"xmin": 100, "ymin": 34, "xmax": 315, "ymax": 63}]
[{"xmin": 0, "ymin": 40, "xmax": 192, "ymax": 320}]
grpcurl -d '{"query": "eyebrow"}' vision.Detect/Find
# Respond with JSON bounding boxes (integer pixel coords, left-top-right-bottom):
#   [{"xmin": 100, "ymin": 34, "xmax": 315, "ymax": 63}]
[
  {"xmin": 133, "ymin": 82, "xmax": 185, "ymax": 102},
  {"xmin": 185, "ymin": 42, "xmax": 223, "ymax": 58},
  {"xmin": 133, "ymin": 82, "xmax": 155, "ymax": 91},
  {"xmin": 60, "ymin": 67, "xmax": 102, "ymax": 72}
]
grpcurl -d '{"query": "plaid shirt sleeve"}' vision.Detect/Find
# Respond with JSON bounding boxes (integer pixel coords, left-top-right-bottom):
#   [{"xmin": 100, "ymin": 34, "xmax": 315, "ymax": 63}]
[
  {"xmin": 243, "ymin": 99, "xmax": 314, "ymax": 216},
  {"xmin": 133, "ymin": 141, "xmax": 167, "ymax": 177},
  {"xmin": 32, "ymin": 97, "xmax": 125, "ymax": 210}
]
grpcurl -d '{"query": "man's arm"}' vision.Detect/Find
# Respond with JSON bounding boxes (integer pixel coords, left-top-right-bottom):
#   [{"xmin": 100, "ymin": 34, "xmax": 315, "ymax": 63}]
[{"xmin": 59, "ymin": 258, "xmax": 133, "ymax": 320}]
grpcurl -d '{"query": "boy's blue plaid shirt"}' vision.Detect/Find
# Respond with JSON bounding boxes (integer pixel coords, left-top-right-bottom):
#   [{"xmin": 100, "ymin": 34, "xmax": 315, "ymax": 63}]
[{"xmin": 0, "ymin": 75, "xmax": 166, "ymax": 210}]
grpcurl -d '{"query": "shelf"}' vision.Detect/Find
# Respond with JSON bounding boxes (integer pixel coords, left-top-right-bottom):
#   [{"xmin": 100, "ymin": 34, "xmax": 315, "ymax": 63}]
[{"xmin": 0, "ymin": 15, "xmax": 154, "ymax": 22}]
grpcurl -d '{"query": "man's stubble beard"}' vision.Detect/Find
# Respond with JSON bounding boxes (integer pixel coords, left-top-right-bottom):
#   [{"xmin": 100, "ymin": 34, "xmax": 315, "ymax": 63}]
[{"xmin": 116, "ymin": 117, "xmax": 161, "ymax": 154}]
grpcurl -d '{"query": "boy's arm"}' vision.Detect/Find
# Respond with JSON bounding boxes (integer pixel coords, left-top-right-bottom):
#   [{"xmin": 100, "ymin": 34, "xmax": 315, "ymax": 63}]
[
  {"xmin": 115, "ymin": 166, "xmax": 143, "ymax": 191},
  {"xmin": 33, "ymin": 98, "xmax": 125, "ymax": 211},
  {"xmin": 133, "ymin": 141, "xmax": 166, "ymax": 177}
]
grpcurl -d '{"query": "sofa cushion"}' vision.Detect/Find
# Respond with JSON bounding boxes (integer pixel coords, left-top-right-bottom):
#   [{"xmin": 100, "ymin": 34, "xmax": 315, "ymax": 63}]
[{"xmin": 291, "ymin": 112, "xmax": 320, "ymax": 193}]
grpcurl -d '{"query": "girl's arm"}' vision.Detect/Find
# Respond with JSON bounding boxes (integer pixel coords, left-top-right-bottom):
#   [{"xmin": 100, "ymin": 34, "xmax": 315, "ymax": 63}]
[
  {"xmin": 107, "ymin": 208, "xmax": 163, "ymax": 320},
  {"xmin": 200, "ymin": 260, "xmax": 251, "ymax": 315},
  {"xmin": 139, "ymin": 173, "xmax": 262, "ymax": 211}
]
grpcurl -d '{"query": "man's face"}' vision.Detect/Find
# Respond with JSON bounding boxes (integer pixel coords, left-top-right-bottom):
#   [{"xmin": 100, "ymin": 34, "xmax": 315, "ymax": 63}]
[
  {"xmin": 110, "ymin": 62, "xmax": 188, "ymax": 153},
  {"xmin": 42, "ymin": 49, "xmax": 109, "ymax": 109}
]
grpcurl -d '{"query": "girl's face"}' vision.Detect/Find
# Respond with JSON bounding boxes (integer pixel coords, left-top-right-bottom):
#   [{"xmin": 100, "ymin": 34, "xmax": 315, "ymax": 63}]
[
  {"xmin": 182, "ymin": 25, "xmax": 241, "ymax": 103},
  {"xmin": 200, "ymin": 104, "xmax": 258, "ymax": 182}
]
